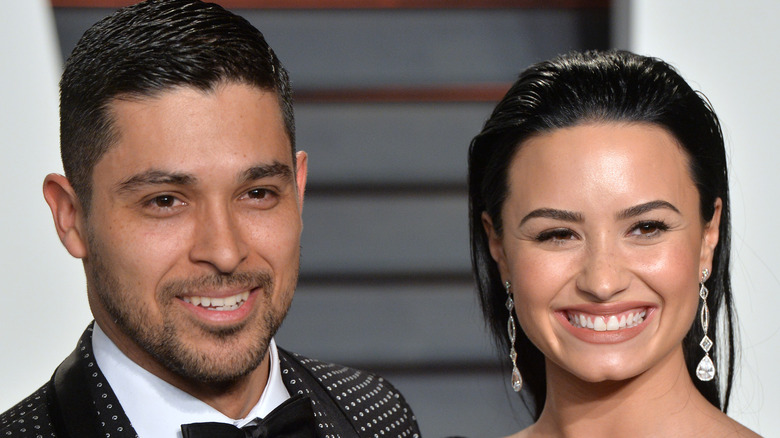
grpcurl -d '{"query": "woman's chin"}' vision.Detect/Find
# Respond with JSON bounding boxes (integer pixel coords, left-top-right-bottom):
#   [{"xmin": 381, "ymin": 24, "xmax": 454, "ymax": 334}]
[{"xmin": 548, "ymin": 356, "xmax": 647, "ymax": 384}]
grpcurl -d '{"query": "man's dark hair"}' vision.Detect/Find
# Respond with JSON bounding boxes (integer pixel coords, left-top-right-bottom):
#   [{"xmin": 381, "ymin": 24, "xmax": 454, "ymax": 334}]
[
  {"xmin": 60, "ymin": 0, "xmax": 294, "ymax": 212},
  {"xmin": 469, "ymin": 50, "xmax": 735, "ymax": 418}
]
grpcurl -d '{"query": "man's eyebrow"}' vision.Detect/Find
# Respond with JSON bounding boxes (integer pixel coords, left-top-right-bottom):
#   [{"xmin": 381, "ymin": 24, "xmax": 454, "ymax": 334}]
[
  {"xmin": 115, "ymin": 170, "xmax": 196, "ymax": 194},
  {"xmin": 616, "ymin": 200, "xmax": 681, "ymax": 220},
  {"xmin": 240, "ymin": 162, "xmax": 293, "ymax": 183},
  {"xmin": 520, "ymin": 208, "xmax": 584, "ymax": 226}
]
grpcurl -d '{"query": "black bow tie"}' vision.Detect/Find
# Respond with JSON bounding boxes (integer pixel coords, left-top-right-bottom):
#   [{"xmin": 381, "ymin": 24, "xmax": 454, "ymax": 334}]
[{"xmin": 181, "ymin": 394, "xmax": 317, "ymax": 438}]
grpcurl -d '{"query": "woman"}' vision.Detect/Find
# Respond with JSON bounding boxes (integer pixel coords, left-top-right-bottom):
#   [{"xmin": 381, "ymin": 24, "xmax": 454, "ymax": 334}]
[{"xmin": 468, "ymin": 50, "xmax": 760, "ymax": 437}]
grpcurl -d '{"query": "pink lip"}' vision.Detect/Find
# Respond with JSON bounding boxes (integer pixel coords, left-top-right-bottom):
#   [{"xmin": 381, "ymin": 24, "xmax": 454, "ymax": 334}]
[
  {"xmin": 560, "ymin": 301, "xmax": 655, "ymax": 315},
  {"xmin": 555, "ymin": 302, "xmax": 657, "ymax": 344},
  {"xmin": 178, "ymin": 287, "xmax": 261, "ymax": 325}
]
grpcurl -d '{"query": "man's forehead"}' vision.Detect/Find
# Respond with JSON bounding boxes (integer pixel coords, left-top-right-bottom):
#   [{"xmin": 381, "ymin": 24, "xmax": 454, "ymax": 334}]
[
  {"xmin": 94, "ymin": 82, "xmax": 294, "ymax": 187},
  {"xmin": 104, "ymin": 82, "xmax": 290, "ymax": 149}
]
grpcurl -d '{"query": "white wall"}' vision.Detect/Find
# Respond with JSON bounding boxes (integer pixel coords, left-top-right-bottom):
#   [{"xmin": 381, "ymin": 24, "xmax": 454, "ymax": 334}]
[
  {"xmin": 0, "ymin": 0, "xmax": 92, "ymax": 410},
  {"xmin": 614, "ymin": 1, "xmax": 780, "ymax": 434}
]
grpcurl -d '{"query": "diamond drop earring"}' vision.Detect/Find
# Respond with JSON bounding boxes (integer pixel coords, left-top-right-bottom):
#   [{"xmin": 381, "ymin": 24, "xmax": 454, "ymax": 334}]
[
  {"xmin": 696, "ymin": 268, "xmax": 715, "ymax": 382},
  {"xmin": 505, "ymin": 281, "xmax": 523, "ymax": 392}
]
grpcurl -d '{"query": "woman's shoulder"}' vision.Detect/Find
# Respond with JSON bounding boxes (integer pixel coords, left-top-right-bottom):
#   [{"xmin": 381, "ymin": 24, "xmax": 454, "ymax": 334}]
[
  {"xmin": 502, "ymin": 426, "xmax": 533, "ymax": 438},
  {"xmin": 718, "ymin": 418, "xmax": 762, "ymax": 437}
]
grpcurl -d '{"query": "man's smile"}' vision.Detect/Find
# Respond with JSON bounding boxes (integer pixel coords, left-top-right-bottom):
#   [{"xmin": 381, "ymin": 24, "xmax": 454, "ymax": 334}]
[{"xmin": 181, "ymin": 291, "xmax": 251, "ymax": 311}]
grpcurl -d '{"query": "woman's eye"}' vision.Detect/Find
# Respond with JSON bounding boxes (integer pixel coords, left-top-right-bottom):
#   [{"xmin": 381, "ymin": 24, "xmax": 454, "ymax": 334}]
[
  {"xmin": 536, "ymin": 229, "xmax": 576, "ymax": 243},
  {"xmin": 630, "ymin": 221, "xmax": 669, "ymax": 237}
]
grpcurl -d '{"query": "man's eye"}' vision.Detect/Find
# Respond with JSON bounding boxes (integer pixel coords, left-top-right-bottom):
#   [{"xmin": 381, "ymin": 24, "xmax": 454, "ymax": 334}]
[
  {"xmin": 247, "ymin": 188, "xmax": 270, "ymax": 199},
  {"xmin": 145, "ymin": 195, "xmax": 183, "ymax": 210},
  {"xmin": 244, "ymin": 188, "xmax": 280, "ymax": 203},
  {"xmin": 153, "ymin": 195, "xmax": 177, "ymax": 208}
]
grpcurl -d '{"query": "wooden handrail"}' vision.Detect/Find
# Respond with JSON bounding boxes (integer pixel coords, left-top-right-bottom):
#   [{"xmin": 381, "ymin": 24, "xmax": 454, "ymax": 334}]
[{"xmin": 51, "ymin": 0, "xmax": 610, "ymax": 9}]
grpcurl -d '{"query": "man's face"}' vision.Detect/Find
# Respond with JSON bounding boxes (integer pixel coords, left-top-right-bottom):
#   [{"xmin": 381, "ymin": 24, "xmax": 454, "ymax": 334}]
[{"xmin": 83, "ymin": 82, "xmax": 306, "ymax": 384}]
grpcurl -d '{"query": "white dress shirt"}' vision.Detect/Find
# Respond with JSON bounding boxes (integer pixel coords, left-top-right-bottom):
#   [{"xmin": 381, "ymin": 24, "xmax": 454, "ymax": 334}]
[{"xmin": 92, "ymin": 323, "xmax": 290, "ymax": 438}]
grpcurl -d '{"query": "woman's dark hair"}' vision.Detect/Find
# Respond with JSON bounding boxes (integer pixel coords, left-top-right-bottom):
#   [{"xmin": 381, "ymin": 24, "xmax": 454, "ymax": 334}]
[{"xmin": 468, "ymin": 50, "xmax": 735, "ymax": 419}]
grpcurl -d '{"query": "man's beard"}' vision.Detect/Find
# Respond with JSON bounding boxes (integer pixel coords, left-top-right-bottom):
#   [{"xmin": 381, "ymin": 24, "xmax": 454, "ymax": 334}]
[{"xmin": 86, "ymin": 233, "xmax": 293, "ymax": 384}]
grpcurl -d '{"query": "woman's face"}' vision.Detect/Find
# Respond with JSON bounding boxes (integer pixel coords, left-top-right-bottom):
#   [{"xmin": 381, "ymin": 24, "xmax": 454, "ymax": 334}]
[{"xmin": 484, "ymin": 122, "xmax": 721, "ymax": 382}]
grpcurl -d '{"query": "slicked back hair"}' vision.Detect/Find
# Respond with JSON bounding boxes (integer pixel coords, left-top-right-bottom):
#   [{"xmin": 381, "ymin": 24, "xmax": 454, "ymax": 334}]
[
  {"xmin": 468, "ymin": 50, "xmax": 735, "ymax": 418},
  {"xmin": 60, "ymin": 0, "xmax": 294, "ymax": 212}
]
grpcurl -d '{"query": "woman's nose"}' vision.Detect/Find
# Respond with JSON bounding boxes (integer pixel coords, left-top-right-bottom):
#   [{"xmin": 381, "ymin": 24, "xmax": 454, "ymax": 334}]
[{"xmin": 575, "ymin": 240, "xmax": 630, "ymax": 301}]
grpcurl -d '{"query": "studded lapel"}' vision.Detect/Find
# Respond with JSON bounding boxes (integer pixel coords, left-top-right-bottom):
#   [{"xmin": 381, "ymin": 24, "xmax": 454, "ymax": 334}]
[{"xmin": 278, "ymin": 349, "xmax": 421, "ymax": 438}]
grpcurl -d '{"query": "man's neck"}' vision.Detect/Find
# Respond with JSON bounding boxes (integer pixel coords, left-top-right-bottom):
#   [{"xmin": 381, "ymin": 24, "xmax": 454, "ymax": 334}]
[{"xmin": 94, "ymin": 321, "xmax": 270, "ymax": 419}]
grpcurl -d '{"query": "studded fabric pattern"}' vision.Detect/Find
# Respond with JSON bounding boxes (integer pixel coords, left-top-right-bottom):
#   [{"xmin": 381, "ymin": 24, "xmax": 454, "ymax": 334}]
[
  {"xmin": 279, "ymin": 350, "xmax": 421, "ymax": 438},
  {"xmin": 1, "ymin": 327, "xmax": 421, "ymax": 438},
  {"xmin": 0, "ymin": 384, "xmax": 55, "ymax": 438}
]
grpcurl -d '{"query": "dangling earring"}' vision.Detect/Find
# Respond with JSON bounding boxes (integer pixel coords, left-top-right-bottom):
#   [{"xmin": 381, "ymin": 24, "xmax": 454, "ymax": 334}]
[
  {"xmin": 696, "ymin": 268, "xmax": 715, "ymax": 382},
  {"xmin": 505, "ymin": 281, "xmax": 523, "ymax": 392}
]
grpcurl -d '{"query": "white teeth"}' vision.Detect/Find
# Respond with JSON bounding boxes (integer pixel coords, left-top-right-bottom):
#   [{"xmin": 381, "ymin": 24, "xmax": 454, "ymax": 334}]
[
  {"xmin": 567, "ymin": 309, "xmax": 648, "ymax": 332},
  {"xmin": 182, "ymin": 290, "xmax": 250, "ymax": 311}
]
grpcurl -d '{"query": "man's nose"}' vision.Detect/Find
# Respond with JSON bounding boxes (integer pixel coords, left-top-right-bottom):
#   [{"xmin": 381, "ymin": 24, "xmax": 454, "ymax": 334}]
[
  {"xmin": 189, "ymin": 203, "xmax": 248, "ymax": 274},
  {"xmin": 575, "ymin": 239, "xmax": 630, "ymax": 301}
]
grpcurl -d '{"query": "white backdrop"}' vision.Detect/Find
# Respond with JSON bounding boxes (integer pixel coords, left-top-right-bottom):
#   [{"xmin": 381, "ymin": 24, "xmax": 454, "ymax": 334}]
[
  {"xmin": 615, "ymin": 1, "xmax": 780, "ymax": 434},
  {"xmin": 0, "ymin": 0, "xmax": 92, "ymax": 410}
]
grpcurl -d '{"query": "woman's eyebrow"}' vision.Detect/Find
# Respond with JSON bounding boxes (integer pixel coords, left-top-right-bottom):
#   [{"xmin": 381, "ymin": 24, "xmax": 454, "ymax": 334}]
[
  {"xmin": 520, "ymin": 208, "xmax": 583, "ymax": 226},
  {"xmin": 616, "ymin": 200, "xmax": 680, "ymax": 220}
]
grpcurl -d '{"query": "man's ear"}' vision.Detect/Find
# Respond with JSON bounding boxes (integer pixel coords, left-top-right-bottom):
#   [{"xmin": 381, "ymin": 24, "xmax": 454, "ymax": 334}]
[
  {"xmin": 43, "ymin": 174, "xmax": 88, "ymax": 259},
  {"xmin": 294, "ymin": 151, "xmax": 308, "ymax": 209},
  {"xmin": 482, "ymin": 212, "xmax": 509, "ymax": 281}
]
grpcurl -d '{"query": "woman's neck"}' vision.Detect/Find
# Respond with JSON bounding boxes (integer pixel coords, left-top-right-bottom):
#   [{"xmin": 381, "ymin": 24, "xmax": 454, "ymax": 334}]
[{"xmin": 527, "ymin": 346, "xmax": 727, "ymax": 438}]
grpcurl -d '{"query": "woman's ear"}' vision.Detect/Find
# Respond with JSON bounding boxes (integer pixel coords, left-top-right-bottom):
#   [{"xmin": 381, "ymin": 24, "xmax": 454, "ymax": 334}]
[
  {"xmin": 43, "ymin": 174, "xmax": 88, "ymax": 259},
  {"xmin": 482, "ymin": 212, "xmax": 510, "ymax": 281},
  {"xmin": 700, "ymin": 198, "xmax": 723, "ymax": 273}
]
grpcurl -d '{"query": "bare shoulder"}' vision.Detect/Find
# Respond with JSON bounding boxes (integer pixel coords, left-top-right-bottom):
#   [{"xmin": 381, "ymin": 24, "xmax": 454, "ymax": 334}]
[
  {"xmin": 706, "ymin": 410, "xmax": 762, "ymax": 438},
  {"xmin": 722, "ymin": 420, "xmax": 762, "ymax": 438},
  {"xmin": 503, "ymin": 426, "xmax": 534, "ymax": 438}
]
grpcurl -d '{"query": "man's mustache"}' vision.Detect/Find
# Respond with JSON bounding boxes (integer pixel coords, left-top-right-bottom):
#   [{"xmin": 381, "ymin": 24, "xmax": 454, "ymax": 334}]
[{"xmin": 160, "ymin": 271, "xmax": 273, "ymax": 298}]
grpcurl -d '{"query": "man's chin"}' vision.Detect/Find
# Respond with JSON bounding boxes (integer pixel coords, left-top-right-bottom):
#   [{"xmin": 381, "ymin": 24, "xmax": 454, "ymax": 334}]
[{"xmin": 150, "ymin": 330, "xmax": 270, "ymax": 384}]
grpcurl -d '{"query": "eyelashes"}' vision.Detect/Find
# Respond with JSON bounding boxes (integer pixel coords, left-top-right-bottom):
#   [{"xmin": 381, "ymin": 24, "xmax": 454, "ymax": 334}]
[
  {"xmin": 533, "ymin": 220, "xmax": 671, "ymax": 243},
  {"xmin": 629, "ymin": 220, "xmax": 670, "ymax": 238},
  {"xmin": 534, "ymin": 228, "xmax": 576, "ymax": 243}
]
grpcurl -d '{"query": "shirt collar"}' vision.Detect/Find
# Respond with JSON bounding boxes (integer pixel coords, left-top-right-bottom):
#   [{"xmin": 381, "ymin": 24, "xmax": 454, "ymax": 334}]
[{"xmin": 92, "ymin": 322, "xmax": 290, "ymax": 438}]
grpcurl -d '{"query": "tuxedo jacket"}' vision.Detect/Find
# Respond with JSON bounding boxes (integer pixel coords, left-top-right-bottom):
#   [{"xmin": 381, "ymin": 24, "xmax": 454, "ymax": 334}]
[{"xmin": 0, "ymin": 326, "xmax": 421, "ymax": 438}]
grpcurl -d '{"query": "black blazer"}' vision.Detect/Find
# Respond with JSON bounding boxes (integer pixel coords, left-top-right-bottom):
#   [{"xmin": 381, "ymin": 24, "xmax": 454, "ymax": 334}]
[{"xmin": 0, "ymin": 325, "xmax": 421, "ymax": 438}]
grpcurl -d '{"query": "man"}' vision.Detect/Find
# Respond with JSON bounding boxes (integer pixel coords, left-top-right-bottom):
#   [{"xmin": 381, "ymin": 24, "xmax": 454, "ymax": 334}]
[{"xmin": 0, "ymin": 1, "xmax": 420, "ymax": 437}]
